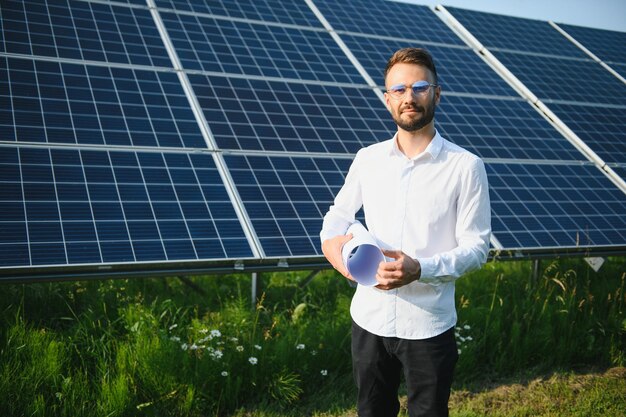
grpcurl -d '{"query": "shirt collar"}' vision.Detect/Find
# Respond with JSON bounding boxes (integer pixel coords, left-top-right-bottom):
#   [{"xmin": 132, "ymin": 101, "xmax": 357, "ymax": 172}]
[{"xmin": 388, "ymin": 129, "xmax": 444, "ymax": 160}]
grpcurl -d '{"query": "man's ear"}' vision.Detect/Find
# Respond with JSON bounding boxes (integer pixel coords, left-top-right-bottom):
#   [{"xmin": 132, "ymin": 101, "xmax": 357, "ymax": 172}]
[{"xmin": 434, "ymin": 85, "xmax": 442, "ymax": 105}]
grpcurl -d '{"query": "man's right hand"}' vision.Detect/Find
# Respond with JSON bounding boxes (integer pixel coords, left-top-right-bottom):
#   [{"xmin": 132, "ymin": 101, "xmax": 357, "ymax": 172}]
[{"xmin": 322, "ymin": 234, "xmax": 354, "ymax": 281}]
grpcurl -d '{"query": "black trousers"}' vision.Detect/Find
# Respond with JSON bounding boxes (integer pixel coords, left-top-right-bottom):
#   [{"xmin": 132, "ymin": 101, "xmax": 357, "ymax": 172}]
[{"xmin": 351, "ymin": 320, "xmax": 458, "ymax": 417}]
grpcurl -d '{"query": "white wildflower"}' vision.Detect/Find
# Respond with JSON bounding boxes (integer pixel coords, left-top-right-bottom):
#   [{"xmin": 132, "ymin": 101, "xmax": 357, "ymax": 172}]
[
  {"xmin": 466, "ymin": 336, "xmax": 473, "ymax": 341},
  {"xmin": 463, "ymin": 325, "xmax": 471, "ymax": 330},
  {"xmin": 190, "ymin": 343, "xmax": 199, "ymax": 350},
  {"xmin": 310, "ymin": 350, "xmax": 317, "ymax": 356},
  {"xmin": 236, "ymin": 345, "xmax": 244, "ymax": 352},
  {"xmin": 248, "ymin": 357, "xmax": 258, "ymax": 365},
  {"xmin": 296, "ymin": 344, "xmax": 305, "ymax": 350},
  {"xmin": 320, "ymin": 369, "xmax": 328, "ymax": 376},
  {"xmin": 210, "ymin": 329, "xmax": 221, "ymax": 338},
  {"xmin": 221, "ymin": 371, "xmax": 228, "ymax": 377},
  {"xmin": 199, "ymin": 328, "xmax": 209, "ymax": 334},
  {"xmin": 181, "ymin": 343, "xmax": 189, "ymax": 351},
  {"xmin": 211, "ymin": 350, "xmax": 223, "ymax": 360},
  {"xmin": 168, "ymin": 324, "xmax": 178, "ymax": 330},
  {"xmin": 170, "ymin": 336, "xmax": 181, "ymax": 342},
  {"xmin": 198, "ymin": 336, "xmax": 210, "ymax": 344},
  {"xmin": 254, "ymin": 344, "xmax": 262, "ymax": 350},
  {"xmin": 230, "ymin": 337, "xmax": 238, "ymax": 342},
  {"xmin": 457, "ymin": 349, "xmax": 462, "ymax": 355}
]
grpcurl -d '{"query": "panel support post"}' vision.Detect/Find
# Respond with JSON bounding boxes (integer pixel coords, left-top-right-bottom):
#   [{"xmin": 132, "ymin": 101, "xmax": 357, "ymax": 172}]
[
  {"xmin": 532, "ymin": 259, "xmax": 541, "ymax": 285},
  {"xmin": 251, "ymin": 272, "xmax": 259, "ymax": 309}
]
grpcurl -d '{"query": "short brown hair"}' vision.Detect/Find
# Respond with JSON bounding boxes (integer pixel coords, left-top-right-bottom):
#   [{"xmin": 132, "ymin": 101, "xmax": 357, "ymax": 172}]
[{"xmin": 384, "ymin": 48, "xmax": 438, "ymax": 84}]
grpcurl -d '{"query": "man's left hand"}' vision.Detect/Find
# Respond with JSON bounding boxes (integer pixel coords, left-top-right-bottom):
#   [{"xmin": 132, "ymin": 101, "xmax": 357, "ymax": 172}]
[{"xmin": 376, "ymin": 249, "xmax": 421, "ymax": 290}]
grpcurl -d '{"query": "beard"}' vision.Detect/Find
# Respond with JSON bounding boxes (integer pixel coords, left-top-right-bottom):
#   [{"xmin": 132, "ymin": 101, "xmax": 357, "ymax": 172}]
[{"xmin": 392, "ymin": 97, "xmax": 437, "ymax": 132}]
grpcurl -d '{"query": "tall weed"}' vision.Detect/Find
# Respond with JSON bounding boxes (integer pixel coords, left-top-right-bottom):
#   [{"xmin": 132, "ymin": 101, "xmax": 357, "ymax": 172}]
[{"xmin": 454, "ymin": 258, "xmax": 625, "ymax": 380}]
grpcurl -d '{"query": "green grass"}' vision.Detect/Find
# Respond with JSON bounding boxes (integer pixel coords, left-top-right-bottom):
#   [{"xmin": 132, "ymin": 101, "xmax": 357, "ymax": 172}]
[
  {"xmin": 0, "ymin": 257, "xmax": 624, "ymax": 416},
  {"xmin": 448, "ymin": 367, "xmax": 626, "ymax": 417}
]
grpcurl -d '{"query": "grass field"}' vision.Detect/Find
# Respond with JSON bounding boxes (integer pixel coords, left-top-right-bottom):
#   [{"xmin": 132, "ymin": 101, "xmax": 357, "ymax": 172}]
[{"xmin": 1, "ymin": 256, "xmax": 624, "ymax": 416}]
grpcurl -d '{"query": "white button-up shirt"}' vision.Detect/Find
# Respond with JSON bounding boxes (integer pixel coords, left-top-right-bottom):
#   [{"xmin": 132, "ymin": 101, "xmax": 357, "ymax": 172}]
[{"xmin": 320, "ymin": 131, "xmax": 491, "ymax": 339}]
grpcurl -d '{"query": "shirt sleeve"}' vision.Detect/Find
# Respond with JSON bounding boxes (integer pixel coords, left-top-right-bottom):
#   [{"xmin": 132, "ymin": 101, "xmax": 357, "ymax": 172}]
[
  {"xmin": 417, "ymin": 157, "xmax": 491, "ymax": 284},
  {"xmin": 319, "ymin": 150, "xmax": 364, "ymax": 245}
]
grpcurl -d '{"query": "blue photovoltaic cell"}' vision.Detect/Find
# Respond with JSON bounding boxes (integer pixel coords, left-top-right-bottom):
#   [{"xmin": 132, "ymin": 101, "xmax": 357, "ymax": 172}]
[
  {"xmin": 436, "ymin": 95, "xmax": 587, "ymax": 161},
  {"xmin": 0, "ymin": 0, "xmax": 172, "ymax": 67},
  {"xmin": 224, "ymin": 154, "xmax": 363, "ymax": 257},
  {"xmin": 611, "ymin": 63, "xmax": 626, "ymax": 76},
  {"xmin": 493, "ymin": 51, "xmax": 626, "ymax": 106},
  {"xmin": 0, "ymin": 8, "xmax": 4, "ymax": 49},
  {"xmin": 189, "ymin": 74, "xmax": 394, "ymax": 153},
  {"xmin": 112, "ymin": 0, "xmax": 150, "ymax": 4},
  {"xmin": 0, "ymin": 56, "xmax": 205, "ymax": 148},
  {"xmin": 445, "ymin": 6, "xmax": 587, "ymax": 58},
  {"xmin": 0, "ymin": 146, "xmax": 253, "ymax": 268},
  {"xmin": 611, "ymin": 166, "xmax": 626, "ymax": 181},
  {"xmin": 161, "ymin": 12, "xmax": 365, "ymax": 84},
  {"xmin": 487, "ymin": 162, "xmax": 626, "ymax": 249},
  {"xmin": 313, "ymin": 0, "xmax": 464, "ymax": 46},
  {"xmin": 342, "ymin": 35, "xmax": 518, "ymax": 96},
  {"xmin": 558, "ymin": 23, "xmax": 626, "ymax": 65},
  {"xmin": 547, "ymin": 103, "xmax": 626, "ymax": 165},
  {"xmin": 154, "ymin": 0, "xmax": 323, "ymax": 28}
]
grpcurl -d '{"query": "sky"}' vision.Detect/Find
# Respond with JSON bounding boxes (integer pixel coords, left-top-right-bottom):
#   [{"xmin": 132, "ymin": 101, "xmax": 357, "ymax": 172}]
[{"xmin": 399, "ymin": 0, "xmax": 626, "ymax": 32}]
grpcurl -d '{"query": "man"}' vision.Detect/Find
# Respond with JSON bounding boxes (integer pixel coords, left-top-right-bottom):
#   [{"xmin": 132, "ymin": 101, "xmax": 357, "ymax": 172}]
[{"xmin": 320, "ymin": 48, "xmax": 491, "ymax": 417}]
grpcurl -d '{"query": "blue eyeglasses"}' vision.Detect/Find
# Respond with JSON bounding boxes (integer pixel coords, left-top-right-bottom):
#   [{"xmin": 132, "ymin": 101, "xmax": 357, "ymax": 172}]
[{"xmin": 386, "ymin": 80, "xmax": 438, "ymax": 99}]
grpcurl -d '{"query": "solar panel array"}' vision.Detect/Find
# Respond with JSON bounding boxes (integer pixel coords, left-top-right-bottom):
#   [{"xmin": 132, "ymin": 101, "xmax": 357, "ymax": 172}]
[
  {"xmin": 1, "ymin": 0, "xmax": 625, "ymax": 279},
  {"xmin": 445, "ymin": 6, "xmax": 626, "ymax": 181},
  {"xmin": 556, "ymin": 23, "xmax": 626, "ymax": 67}
]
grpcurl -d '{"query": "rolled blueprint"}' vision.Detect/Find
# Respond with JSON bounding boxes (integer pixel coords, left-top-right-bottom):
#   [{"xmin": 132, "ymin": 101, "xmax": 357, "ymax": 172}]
[{"xmin": 341, "ymin": 222, "xmax": 383, "ymax": 287}]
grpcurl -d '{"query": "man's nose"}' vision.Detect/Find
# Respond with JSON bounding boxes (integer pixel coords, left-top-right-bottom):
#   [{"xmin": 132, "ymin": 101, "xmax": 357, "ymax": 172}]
[{"xmin": 402, "ymin": 88, "xmax": 417, "ymax": 102}]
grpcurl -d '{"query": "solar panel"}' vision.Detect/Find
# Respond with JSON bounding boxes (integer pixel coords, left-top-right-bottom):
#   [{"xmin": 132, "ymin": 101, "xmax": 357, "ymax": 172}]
[
  {"xmin": 1, "ymin": 0, "xmax": 171, "ymax": 67},
  {"xmin": 488, "ymin": 162, "xmax": 626, "ymax": 249},
  {"xmin": 224, "ymin": 153, "xmax": 363, "ymax": 258},
  {"xmin": 435, "ymin": 95, "xmax": 588, "ymax": 161},
  {"xmin": 312, "ymin": 0, "xmax": 464, "ymax": 45},
  {"xmin": 160, "ymin": 11, "xmax": 366, "ymax": 83},
  {"xmin": 342, "ymin": 35, "xmax": 518, "ymax": 96},
  {"xmin": 546, "ymin": 103, "xmax": 626, "ymax": 165},
  {"xmin": 1, "ymin": 0, "xmax": 625, "ymax": 278},
  {"xmin": 0, "ymin": 56, "xmax": 205, "ymax": 148},
  {"xmin": 611, "ymin": 63, "xmax": 626, "ymax": 76},
  {"xmin": 154, "ymin": 0, "xmax": 323, "ymax": 28},
  {"xmin": 611, "ymin": 166, "xmax": 626, "ymax": 181},
  {"xmin": 0, "ymin": 145, "xmax": 253, "ymax": 268},
  {"xmin": 189, "ymin": 74, "xmax": 394, "ymax": 153},
  {"xmin": 558, "ymin": 23, "xmax": 626, "ymax": 65},
  {"xmin": 492, "ymin": 51, "xmax": 626, "ymax": 105},
  {"xmin": 105, "ymin": 0, "xmax": 149, "ymax": 5},
  {"xmin": 445, "ymin": 6, "xmax": 588, "ymax": 58},
  {"xmin": 443, "ymin": 5, "xmax": 626, "ymax": 183}
]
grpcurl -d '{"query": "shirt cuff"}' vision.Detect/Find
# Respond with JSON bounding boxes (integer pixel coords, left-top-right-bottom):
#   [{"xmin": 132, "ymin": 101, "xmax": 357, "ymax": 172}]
[
  {"xmin": 320, "ymin": 219, "xmax": 357, "ymax": 244},
  {"xmin": 416, "ymin": 256, "xmax": 437, "ymax": 282},
  {"xmin": 319, "ymin": 230, "xmax": 336, "ymax": 244},
  {"xmin": 319, "ymin": 227, "xmax": 348, "ymax": 245}
]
